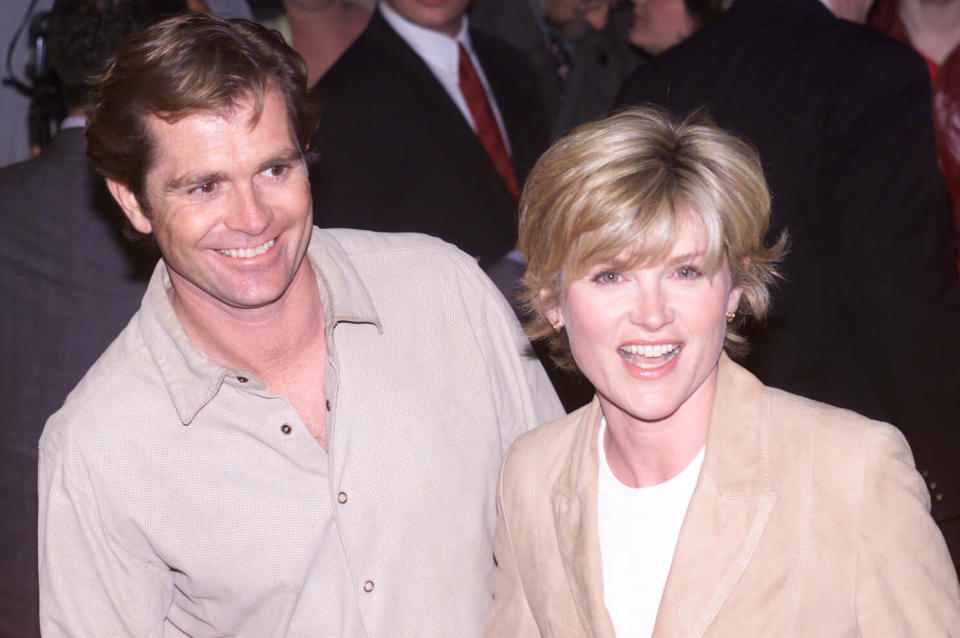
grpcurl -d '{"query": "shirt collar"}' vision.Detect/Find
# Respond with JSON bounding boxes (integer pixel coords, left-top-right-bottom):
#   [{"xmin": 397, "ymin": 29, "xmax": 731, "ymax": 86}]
[
  {"xmin": 137, "ymin": 227, "xmax": 381, "ymax": 425},
  {"xmin": 379, "ymin": 1, "xmax": 473, "ymax": 76}
]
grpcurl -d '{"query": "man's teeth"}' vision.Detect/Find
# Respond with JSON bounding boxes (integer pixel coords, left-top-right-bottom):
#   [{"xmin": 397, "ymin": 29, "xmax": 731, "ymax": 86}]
[
  {"xmin": 217, "ymin": 239, "xmax": 275, "ymax": 259},
  {"xmin": 620, "ymin": 343, "xmax": 681, "ymax": 369}
]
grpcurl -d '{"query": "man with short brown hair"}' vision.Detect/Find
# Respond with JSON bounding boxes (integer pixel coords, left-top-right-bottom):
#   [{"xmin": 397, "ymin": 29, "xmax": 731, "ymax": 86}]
[{"xmin": 37, "ymin": 13, "xmax": 562, "ymax": 636}]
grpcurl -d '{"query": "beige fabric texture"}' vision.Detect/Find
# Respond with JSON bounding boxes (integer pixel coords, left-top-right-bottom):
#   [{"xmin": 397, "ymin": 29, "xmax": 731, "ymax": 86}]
[
  {"xmin": 487, "ymin": 354, "xmax": 960, "ymax": 637},
  {"xmin": 38, "ymin": 228, "xmax": 563, "ymax": 637}
]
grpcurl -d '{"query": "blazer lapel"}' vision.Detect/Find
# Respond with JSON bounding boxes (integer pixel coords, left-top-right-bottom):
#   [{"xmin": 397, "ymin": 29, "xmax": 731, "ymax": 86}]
[
  {"xmin": 653, "ymin": 355, "xmax": 778, "ymax": 637},
  {"xmin": 550, "ymin": 399, "xmax": 617, "ymax": 638}
]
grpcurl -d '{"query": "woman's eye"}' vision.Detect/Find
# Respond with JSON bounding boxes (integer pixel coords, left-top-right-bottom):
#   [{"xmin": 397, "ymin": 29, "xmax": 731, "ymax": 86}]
[
  {"xmin": 594, "ymin": 271, "xmax": 621, "ymax": 284},
  {"xmin": 676, "ymin": 266, "xmax": 702, "ymax": 279}
]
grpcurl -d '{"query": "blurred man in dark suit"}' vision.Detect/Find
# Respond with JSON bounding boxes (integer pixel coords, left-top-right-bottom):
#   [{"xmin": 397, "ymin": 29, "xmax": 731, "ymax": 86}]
[
  {"xmin": 0, "ymin": 1, "xmax": 187, "ymax": 634},
  {"xmin": 470, "ymin": 0, "xmax": 641, "ymax": 138},
  {"xmin": 309, "ymin": 0, "xmax": 549, "ymax": 277},
  {"xmin": 617, "ymin": 0, "xmax": 960, "ymax": 565}
]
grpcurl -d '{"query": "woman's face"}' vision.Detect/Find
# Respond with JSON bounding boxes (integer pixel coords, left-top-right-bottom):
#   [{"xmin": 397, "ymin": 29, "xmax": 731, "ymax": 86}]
[
  {"xmin": 629, "ymin": 0, "xmax": 696, "ymax": 55},
  {"xmin": 547, "ymin": 214, "xmax": 741, "ymax": 427}
]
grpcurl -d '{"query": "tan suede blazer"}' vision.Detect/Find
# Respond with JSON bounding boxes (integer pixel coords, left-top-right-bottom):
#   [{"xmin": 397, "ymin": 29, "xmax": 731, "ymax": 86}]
[{"xmin": 486, "ymin": 355, "xmax": 960, "ymax": 637}]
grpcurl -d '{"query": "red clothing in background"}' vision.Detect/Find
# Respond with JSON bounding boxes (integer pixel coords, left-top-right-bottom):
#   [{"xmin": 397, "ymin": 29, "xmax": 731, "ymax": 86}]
[{"xmin": 871, "ymin": 0, "xmax": 960, "ymax": 271}]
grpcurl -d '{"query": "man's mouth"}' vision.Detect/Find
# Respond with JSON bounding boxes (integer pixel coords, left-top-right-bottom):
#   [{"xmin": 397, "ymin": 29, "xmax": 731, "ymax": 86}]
[
  {"xmin": 619, "ymin": 343, "xmax": 681, "ymax": 369},
  {"xmin": 216, "ymin": 238, "xmax": 275, "ymax": 259}
]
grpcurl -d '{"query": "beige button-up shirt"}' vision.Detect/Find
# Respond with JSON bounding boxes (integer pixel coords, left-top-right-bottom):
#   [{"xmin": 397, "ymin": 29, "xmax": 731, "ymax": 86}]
[{"xmin": 38, "ymin": 228, "xmax": 563, "ymax": 637}]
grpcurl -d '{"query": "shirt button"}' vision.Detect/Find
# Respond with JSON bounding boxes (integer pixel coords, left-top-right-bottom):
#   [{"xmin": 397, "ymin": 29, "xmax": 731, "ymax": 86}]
[
  {"xmin": 325, "ymin": 399, "xmax": 331, "ymax": 411},
  {"xmin": 237, "ymin": 376, "xmax": 248, "ymax": 383},
  {"xmin": 280, "ymin": 423, "xmax": 292, "ymax": 435},
  {"xmin": 338, "ymin": 491, "xmax": 348, "ymax": 504},
  {"xmin": 363, "ymin": 580, "xmax": 375, "ymax": 593}
]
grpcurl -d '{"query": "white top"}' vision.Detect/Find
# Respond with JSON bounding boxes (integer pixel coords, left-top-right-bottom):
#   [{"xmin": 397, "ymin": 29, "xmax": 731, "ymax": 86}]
[
  {"xmin": 597, "ymin": 418, "xmax": 705, "ymax": 638},
  {"xmin": 378, "ymin": 2, "xmax": 512, "ymax": 154}
]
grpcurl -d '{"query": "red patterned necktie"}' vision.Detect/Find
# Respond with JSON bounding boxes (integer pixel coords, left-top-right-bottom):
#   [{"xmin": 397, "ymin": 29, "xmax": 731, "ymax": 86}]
[{"xmin": 458, "ymin": 43, "xmax": 520, "ymax": 202}]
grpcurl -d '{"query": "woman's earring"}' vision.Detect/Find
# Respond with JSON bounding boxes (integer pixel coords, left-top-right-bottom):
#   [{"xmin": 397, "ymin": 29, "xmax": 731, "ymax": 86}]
[
  {"xmin": 552, "ymin": 321, "xmax": 564, "ymax": 332},
  {"xmin": 726, "ymin": 311, "xmax": 736, "ymax": 323}
]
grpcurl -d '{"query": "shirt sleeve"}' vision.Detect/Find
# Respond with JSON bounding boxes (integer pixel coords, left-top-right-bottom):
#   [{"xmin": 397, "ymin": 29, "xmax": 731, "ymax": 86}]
[
  {"xmin": 38, "ymin": 446, "xmax": 173, "ymax": 636},
  {"xmin": 474, "ymin": 265, "xmax": 565, "ymax": 449},
  {"xmin": 854, "ymin": 423, "xmax": 960, "ymax": 634}
]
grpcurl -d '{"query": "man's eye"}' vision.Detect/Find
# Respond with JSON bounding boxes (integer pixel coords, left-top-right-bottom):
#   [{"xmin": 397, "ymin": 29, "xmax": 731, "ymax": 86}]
[
  {"xmin": 267, "ymin": 164, "xmax": 288, "ymax": 177},
  {"xmin": 192, "ymin": 182, "xmax": 216, "ymax": 195}
]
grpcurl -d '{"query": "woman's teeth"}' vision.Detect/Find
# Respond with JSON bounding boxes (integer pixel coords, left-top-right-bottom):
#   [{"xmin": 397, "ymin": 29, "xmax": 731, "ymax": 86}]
[{"xmin": 619, "ymin": 343, "xmax": 681, "ymax": 369}]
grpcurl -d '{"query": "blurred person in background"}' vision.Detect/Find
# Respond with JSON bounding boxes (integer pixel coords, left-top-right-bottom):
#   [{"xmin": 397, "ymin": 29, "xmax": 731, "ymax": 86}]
[
  {"xmin": 869, "ymin": 0, "xmax": 960, "ymax": 273},
  {"xmin": 0, "ymin": 2, "xmax": 190, "ymax": 634},
  {"xmin": 260, "ymin": 0, "xmax": 371, "ymax": 84},
  {"xmin": 627, "ymin": 0, "xmax": 725, "ymax": 55},
  {"xmin": 470, "ymin": 0, "xmax": 642, "ymax": 137}
]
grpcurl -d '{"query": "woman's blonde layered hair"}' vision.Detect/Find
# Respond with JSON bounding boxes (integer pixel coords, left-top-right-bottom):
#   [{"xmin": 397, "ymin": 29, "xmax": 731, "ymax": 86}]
[{"xmin": 520, "ymin": 106, "xmax": 786, "ymax": 370}]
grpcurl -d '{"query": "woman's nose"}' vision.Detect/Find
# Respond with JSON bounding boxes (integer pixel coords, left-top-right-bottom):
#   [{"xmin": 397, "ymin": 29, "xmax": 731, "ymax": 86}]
[{"xmin": 628, "ymin": 281, "xmax": 672, "ymax": 331}]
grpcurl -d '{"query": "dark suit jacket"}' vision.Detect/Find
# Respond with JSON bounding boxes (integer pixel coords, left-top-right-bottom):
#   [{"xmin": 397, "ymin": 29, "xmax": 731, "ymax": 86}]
[
  {"xmin": 0, "ymin": 128, "xmax": 156, "ymax": 637},
  {"xmin": 309, "ymin": 11, "xmax": 549, "ymax": 268},
  {"xmin": 617, "ymin": 0, "xmax": 960, "ymax": 527}
]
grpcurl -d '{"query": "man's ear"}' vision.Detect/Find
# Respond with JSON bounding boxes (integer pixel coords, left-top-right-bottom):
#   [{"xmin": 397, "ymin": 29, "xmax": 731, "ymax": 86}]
[{"xmin": 106, "ymin": 179, "xmax": 153, "ymax": 235}]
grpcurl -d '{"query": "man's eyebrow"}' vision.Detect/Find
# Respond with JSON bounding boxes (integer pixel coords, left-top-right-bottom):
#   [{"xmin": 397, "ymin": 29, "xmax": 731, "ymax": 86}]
[
  {"xmin": 164, "ymin": 171, "xmax": 228, "ymax": 193},
  {"xmin": 257, "ymin": 148, "xmax": 302, "ymax": 172}
]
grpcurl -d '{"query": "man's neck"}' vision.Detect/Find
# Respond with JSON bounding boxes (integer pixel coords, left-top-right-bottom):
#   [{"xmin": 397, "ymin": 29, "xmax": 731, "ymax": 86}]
[
  {"xmin": 169, "ymin": 258, "xmax": 326, "ymax": 381},
  {"xmin": 899, "ymin": 0, "xmax": 960, "ymax": 64}
]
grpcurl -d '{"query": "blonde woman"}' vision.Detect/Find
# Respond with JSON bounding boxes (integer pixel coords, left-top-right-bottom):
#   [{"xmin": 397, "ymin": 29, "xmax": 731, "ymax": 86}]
[{"xmin": 486, "ymin": 107, "xmax": 960, "ymax": 637}]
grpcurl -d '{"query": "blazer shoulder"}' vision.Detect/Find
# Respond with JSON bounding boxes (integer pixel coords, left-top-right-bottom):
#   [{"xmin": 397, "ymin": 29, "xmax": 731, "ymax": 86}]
[
  {"xmin": 765, "ymin": 384, "xmax": 900, "ymax": 441},
  {"xmin": 763, "ymin": 385, "xmax": 915, "ymax": 485},
  {"xmin": 502, "ymin": 401, "xmax": 593, "ymax": 483}
]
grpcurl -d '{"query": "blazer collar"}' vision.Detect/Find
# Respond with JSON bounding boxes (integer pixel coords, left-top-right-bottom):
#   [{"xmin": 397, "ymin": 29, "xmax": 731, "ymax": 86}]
[
  {"xmin": 549, "ymin": 354, "xmax": 777, "ymax": 638},
  {"xmin": 652, "ymin": 354, "xmax": 778, "ymax": 636},
  {"xmin": 550, "ymin": 397, "xmax": 615, "ymax": 638}
]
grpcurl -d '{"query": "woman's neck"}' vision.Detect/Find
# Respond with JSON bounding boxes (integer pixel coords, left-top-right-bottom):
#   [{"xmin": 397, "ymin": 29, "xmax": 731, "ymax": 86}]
[
  {"xmin": 600, "ymin": 372, "xmax": 716, "ymax": 488},
  {"xmin": 284, "ymin": 1, "xmax": 372, "ymax": 84},
  {"xmin": 899, "ymin": 0, "xmax": 960, "ymax": 65}
]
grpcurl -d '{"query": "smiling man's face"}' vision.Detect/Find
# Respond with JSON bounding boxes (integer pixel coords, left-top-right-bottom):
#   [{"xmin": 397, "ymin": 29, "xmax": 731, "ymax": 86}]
[{"xmin": 109, "ymin": 86, "xmax": 314, "ymax": 311}]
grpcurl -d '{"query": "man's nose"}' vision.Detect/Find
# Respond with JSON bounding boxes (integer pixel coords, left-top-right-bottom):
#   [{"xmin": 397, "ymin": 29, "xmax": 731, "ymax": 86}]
[{"xmin": 226, "ymin": 183, "xmax": 272, "ymax": 235}]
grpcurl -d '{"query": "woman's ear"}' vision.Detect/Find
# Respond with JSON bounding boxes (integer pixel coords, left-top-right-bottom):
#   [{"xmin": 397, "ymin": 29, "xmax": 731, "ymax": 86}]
[
  {"xmin": 106, "ymin": 179, "xmax": 153, "ymax": 235},
  {"xmin": 540, "ymin": 289, "xmax": 564, "ymax": 331},
  {"xmin": 727, "ymin": 285, "xmax": 744, "ymax": 316}
]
